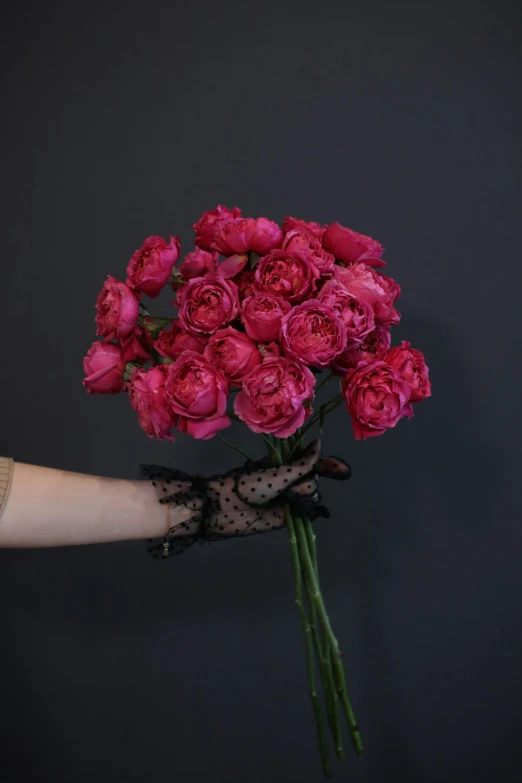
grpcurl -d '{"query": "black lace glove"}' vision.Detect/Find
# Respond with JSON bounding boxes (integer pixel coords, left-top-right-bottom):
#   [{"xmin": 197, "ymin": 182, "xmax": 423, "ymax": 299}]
[{"xmin": 140, "ymin": 440, "xmax": 351, "ymax": 559}]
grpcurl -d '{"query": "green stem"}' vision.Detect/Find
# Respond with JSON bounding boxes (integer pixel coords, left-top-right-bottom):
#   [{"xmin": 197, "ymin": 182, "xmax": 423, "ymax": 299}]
[
  {"xmin": 288, "ymin": 397, "xmax": 344, "ymax": 459},
  {"xmin": 284, "ymin": 507, "xmax": 331, "ymax": 778},
  {"xmin": 294, "ymin": 518, "xmax": 364, "ymax": 757},
  {"xmin": 215, "ymin": 434, "xmax": 252, "ymax": 461},
  {"xmin": 315, "ymin": 372, "xmax": 335, "ymax": 395},
  {"xmin": 262, "ymin": 434, "xmax": 282, "ymax": 465},
  {"xmin": 294, "ymin": 518, "xmax": 345, "ymax": 759}
]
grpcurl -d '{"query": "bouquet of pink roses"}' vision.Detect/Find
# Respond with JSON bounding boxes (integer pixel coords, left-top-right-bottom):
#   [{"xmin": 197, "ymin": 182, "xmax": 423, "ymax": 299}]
[{"xmin": 83, "ymin": 205, "xmax": 431, "ymax": 777}]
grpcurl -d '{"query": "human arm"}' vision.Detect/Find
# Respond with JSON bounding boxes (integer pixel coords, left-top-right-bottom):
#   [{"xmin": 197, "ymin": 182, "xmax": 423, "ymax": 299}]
[
  {"xmin": 0, "ymin": 443, "xmax": 350, "ymax": 550},
  {"xmin": 0, "ymin": 460, "xmax": 182, "ymax": 548}
]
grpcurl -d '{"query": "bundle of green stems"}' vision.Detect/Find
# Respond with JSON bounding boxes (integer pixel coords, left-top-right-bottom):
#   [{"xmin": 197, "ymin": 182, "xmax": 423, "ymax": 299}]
[{"xmin": 265, "ymin": 428, "xmax": 363, "ymax": 778}]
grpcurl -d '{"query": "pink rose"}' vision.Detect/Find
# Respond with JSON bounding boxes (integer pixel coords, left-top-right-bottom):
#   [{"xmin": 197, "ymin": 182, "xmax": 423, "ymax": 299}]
[
  {"xmin": 236, "ymin": 269, "xmax": 256, "ymax": 300},
  {"xmin": 120, "ymin": 326, "xmax": 153, "ymax": 364},
  {"xmin": 386, "ymin": 341, "xmax": 431, "ymax": 402},
  {"xmin": 204, "ymin": 327, "xmax": 262, "ymax": 385},
  {"xmin": 342, "ymin": 361, "xmax": 414, "ymax": 440},
  {"xmin": 212, "ymin": 217, "xmax": 283, "ymax": 255},
  {"xmin": 82, "ymin": 341, "xmax": 125, "ymax": 394},
  {"xmin": 317, "ymin": 279, "xmax": 375, "ymax": 342},
  {"xmin": 177, "ymin": 275, "xmax": 239, "ymax": 335},
  {"xmin": 282, "ymin": 230, "xmax": 335, "ymax": 274},
  {"xmin": 164, "ymin": 351, "xmax": 230, "ymax": 439},
  {"xmin": 126, "ymin": 235, "xmax": 180, "ymax": 298},
  {"xmin": 179, "ymin": 248, "xmax": 219, "ymax": 280},
  {"xmin": 95, "ymin": 275, "xmax": 140, "ymax": 340},
  {"xmin": 193, "ymin": 204, "xmax": 242, "ymax": 251},
  {"xmin": 241, "ymin": 292, "xmax": 291, "ymax": 343},
  {"xmin": 323, "ymin": 222, "xmax": 385, "ymax": 267},
  {"xmin": 375, "ymin": 271, "xmax": 401, "ymax": 304},
  {"xmin": 281, "ymin": 301, "xmax": 347, "ymax": 367},
  {"xmin": 154, "ymin": 320, "xmax": 208, "ymax": 360},
  {"xmin": 332, "ymin": 325, "xmax": 391, "ymax": 374},
  {"xmin": 234, "ymin": 356, "xmax": 315, "ymax": 437},
  {"xmin": 282, "ymin": 216, "xmax": 326, "ymax": 240},
  {"xmin": 128, "ymin": 365, "xmax": 176, "ymax": 441},
  {"xmin": 334, "ymin": 264, "xmax": 400, "ymax": 327},
  {"xmin": 254, "ymin": 250, "xmax": 320, "ymax": 303}
]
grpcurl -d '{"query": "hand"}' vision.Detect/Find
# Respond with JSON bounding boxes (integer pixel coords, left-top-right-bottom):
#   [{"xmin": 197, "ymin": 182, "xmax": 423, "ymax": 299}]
[{"xmin": 141, "ymin": 440, "xmax": 350, "ymax": 559}]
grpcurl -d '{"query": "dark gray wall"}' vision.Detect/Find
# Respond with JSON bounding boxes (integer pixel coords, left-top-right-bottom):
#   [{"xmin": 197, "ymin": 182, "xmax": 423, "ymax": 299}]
[{"xmin": 1, "ymin": 2, "xmax": 521, "ymax": 782}]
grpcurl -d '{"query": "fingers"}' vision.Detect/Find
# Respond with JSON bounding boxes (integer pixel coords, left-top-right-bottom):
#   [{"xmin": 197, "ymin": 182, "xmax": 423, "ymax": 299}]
[
  {"xmin": 314, "ymin": 455, "xmax": 351, "ymax": 481},
  {"xmin": 283, "ymin": 476, "xmax": 331, "ymax": 520},
  {"xmin": 289, "ymin": 438, "xmax": 321, "ymax": 472}
]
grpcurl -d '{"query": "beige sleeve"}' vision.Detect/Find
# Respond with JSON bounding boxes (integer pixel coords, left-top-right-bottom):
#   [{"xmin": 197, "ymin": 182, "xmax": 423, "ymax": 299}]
[{"xmin": 0, "ymin": 457, "xmax": 14, "ymax": 522}]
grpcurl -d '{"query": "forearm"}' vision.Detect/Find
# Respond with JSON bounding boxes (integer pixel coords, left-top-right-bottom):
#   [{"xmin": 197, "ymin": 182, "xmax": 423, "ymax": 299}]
[{"xmin": 0, "ymin": 461, "xmax": 187, "ymax": 548}]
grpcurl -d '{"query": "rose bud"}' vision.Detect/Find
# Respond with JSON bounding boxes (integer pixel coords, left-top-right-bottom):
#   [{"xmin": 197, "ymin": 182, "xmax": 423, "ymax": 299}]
[
  {"xmin": 281, "ymin": 301, "xmax": 347, "ymax": 367},
  {"xmin": 323, "ymin": 222, "xmax": 385, "ymax": 267},
  {"xmin": 334, "ymin": 263, "xmax": 400, "ymax": 328},
  {"xmin": 193, "ymin": 204, "xmax": 242, "ymax": 251},
  {"xmin": 234, "ymin": 355, "xmax": 316, "ymax": 438},
  {"xmin": 342, "ymin": 361, "xmax": 414, "ymax": 440},
  {"xmin": 177, "ymin": 275, "xmax": 240, "ymax": 335},
  {"xmin": 95, "ymin": 275, "xmax": 140, "ymax": 341},
  {"xmin": 241, "ymin": 293, "xmax": 291, "ymax": 343},
  {"xmin": 120, "ymin": 326, "xmax": 153, "ymax": 364},
  {"xmin": 331, "ymin": 325, "xmax": 391, "ymax": 374},
  {"xmin": 128, "ymin": 365, "xmax": 177, "ymax": 441},
  {"xmin": 82, "ymin": 341, "xmax": 125, "ymax": 394},
  {"xmin": 212, "ymin": 217, "xmax": 283, "ymax": 256},
  {"xmin": 164, "ymin": 351, "xmax": 230, "ymax": 439},
  {"xmin": 317, "ymin": 279, "xmax": 375, "ymax": 342},
  {"xmin": 282, "ymin": 230, "xmax": 335, "ymax": 274},
  {"xmin": 204, "ymin": 327, "xmax": 262, "ymax": 385},
  {"xmin": 178, "ymin": 248, "xmax": 219, "ymax": 281},
  {"xmin": 385, "ymin": 341, "xmax": 431, "ymax": 402},
  {"xmin": 154, "ymin": 319, "xmax": 208, "ymax": 361},
  {"xmin": 254, "ymin": 249, "xmax": 320, "ymax": 303},
  {"xmin": 126, "ymin": 235, "xmax": 181, "ymax": 298},
  {"xmin": 282, "ymin": 216, "xmax": 326, "ymax": 241}
]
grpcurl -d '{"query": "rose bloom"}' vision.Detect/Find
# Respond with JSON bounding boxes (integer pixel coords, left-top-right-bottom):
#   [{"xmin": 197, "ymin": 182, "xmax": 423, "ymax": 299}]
[
  {"xmin": 375, "ymin": 270, "xmax": 401, "ymax": 304},
  {"xmin": 126, "ymin": 235, "xmax": 180, "ymax": 298},
  {"xmin": 236, "ymin": 269, "xmax": 256, "ymax": 300},
  {"xmin": 177, "ymin": 275, "xmax": 239, "ymax": 335},
  {"xmin": 154, "ymin": 319, "xmax": 208, "ymax": 361},
  {"xmin": 334, "ymin": 263, "xmax": 400, "ymax": 328},
  {"xmin": 386, "ymin": 341, "xmax": 431, "ymax": 402},
  {"xmin": 193, "ymin": 204, "xmax": 242, "ymax": 251},
  {"xmin": 282, "ymin": 230, "xmax": 335, "ymax": 274},
  {"xmin": 282, "ymin": 216, "xmax": 326, "ymax": 240},
  {"xmin": 120, "ymin": 326, "xmax": 153, "ymax": 364},
  {"xmin": 254, "ymin": 249, "xmax": 320, "ymax": 303},
  {"xmin": 332, "ymin": 325, "xmax": 391, "ymax": 374},
  {"xmin": 318, "ymin": 279, "xmax": 375, "ymax": 342},
  {"xmin": 342, "ymin": 361, "xmax": 414, "ymax": 440},
  {"xmin": 204, "ymin": 327, "xmax": 262, "ymax": 385},
  {"xmin": 241, "ymin": 292, "xmax": 291, "ymax": 343},
  {"xmin": 212, "ymin": 216, "xmax": 283, "ymax": 255},
  {"xmin": 82, "ymin": 341, "xmax": 125, "ymax": 394},
  {"xmin": 95, "ymin": 275, "xmax": 140, "ymax": 340},
  {"xmin": 323, "ymin": 222, "xmax": 385, "ymax": 267},
  {"xmin": 281, "ymin": 301, "xmax": 347, "ymax": 367},
  {"xmin": 234, "ymin": 355, "xmax": 316, "ymax": 437},
  {"xmin": 164, "ymin": 351, "xmax": 230, "ymax": 439},
  {"xmin": 178, "ymin": 248, "xmax": 219, "ymax": 280},
  {"xmin": 128, "ymin": 365, "xmax": 176, "ymax": 441}
]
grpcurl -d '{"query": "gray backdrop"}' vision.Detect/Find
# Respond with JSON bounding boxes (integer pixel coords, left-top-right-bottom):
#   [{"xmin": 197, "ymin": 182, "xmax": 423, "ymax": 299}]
[{"xmin": 1, "ymin": 2, "xmax": 521, "ymax": 782}]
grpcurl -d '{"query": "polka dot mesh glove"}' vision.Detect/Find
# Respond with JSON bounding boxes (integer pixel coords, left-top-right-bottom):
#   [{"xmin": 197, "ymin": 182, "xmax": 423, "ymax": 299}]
[{"xmin": 140, "ymin": 439, "xmax": 351, "ymax": 559}]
